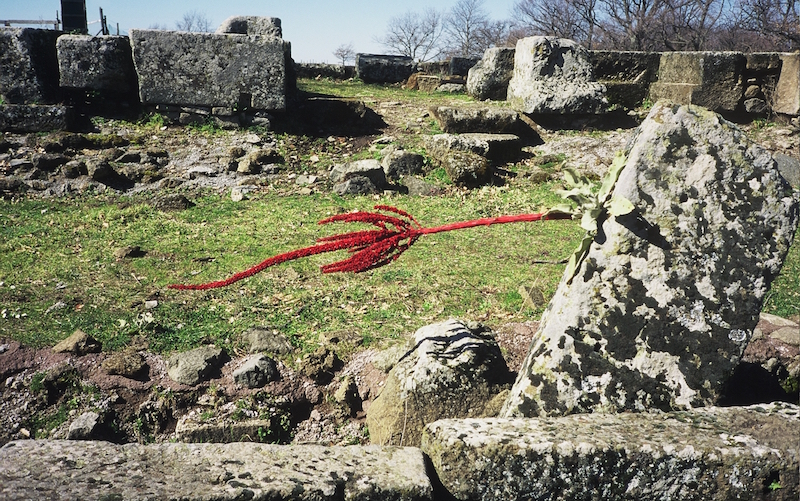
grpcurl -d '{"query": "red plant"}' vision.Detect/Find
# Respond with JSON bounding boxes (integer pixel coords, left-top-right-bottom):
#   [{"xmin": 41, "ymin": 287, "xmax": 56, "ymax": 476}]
[{"xmin": 168, "ymin": 205, "xmax": 572, "ymax": 290}]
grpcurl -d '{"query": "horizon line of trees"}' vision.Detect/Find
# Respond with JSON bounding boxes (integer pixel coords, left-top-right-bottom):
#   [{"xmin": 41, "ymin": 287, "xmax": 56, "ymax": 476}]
[{"xmin": 375, "ymin": 0, "xmax": 798, "ymax": 61}]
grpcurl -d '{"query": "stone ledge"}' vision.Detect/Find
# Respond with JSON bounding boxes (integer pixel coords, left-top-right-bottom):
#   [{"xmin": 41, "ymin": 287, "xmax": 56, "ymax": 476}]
[
  {"xmin": 422, "ymin": 403, "xmax": 800, "ymax": 501},
  {"xmin": 0, "ymin": 441, "xmax": 433, "ymax": 501}
]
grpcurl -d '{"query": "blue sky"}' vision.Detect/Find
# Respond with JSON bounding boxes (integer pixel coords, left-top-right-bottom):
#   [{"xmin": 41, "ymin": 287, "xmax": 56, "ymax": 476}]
[{"xmin": 2, "ymin": 0, "xmax": 518, "ymax": 63}]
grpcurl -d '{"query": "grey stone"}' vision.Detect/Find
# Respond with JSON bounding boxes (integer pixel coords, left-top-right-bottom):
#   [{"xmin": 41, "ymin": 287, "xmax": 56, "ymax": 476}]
[
  {"xmin": 356, "ymin": 54, "xmax": 415, "ymax": 84},
  {"xmin": 648, "ymin": 51, "xmax": 746, "ymax": 112},
  {"xmin": 502, "ymin": 102, "xmax": 799, "ymax": 418},
  {"xmin": 436, "ymin": 83, "xmax": 465, "ymax": 93},
  {"xmin": 330, "ymin": 158, "xmax": 387, "ymax": 188},
  {"xmin": 425, "ymin": 133, "xmax": 521, "ymax": 163},
  {"xmin": 166, "ymin": 345, "xmax": 225, "ymax": 386},
  {"xmin": 744, "ymin": 98, "xmax": 769, "ymax": 114},
  {"xmin": 423, "ymin": 403, "xmax": 800, "ymax": 501},
  {"xmin": 382, "ymin": 148, "xmax": 424, "ymax": 179},
  {"xmin": 0, "ymin": 440, "xmax": 433, "ymax": 501},
  {"xmin": 366, "ymin": 319, "xmax": 513, "ymax": 446},
  {"xmin": 467, "ymin": 47, "xmax": 515, "ymax": 101},
  {"xmin": 449, "ymin": 56, "xmax": 480, "ymax": 76},
  {"xmin": 216, "ymin": 16, "xmax": 282, "ymax": 38},
  {"xmin": 130, "ymin": 29, "xmax": 289, "ymax": 111},
  {"xmin": 403, "ymin": 176, "xmax": 443, "ymax": 197},
  {"xmin": 56, "ymin": 35, "xmax": 136, "ymax": 94},
  {"xmin": 0, "ymin": 28, "xmax": 61, "ymax": 104},
  {"xmin": 67, "ymin": 411, "xmax": 100, "ymax": 440},
  {"xmin": 245, "ymin": 326, "xmax": 294, "ymax": 355},
  {"xmin": 589, "ymin": 50, "xmax": 660, "ymax": 109},
  {"xmin": 333, "ymin": 176, "xmax": 380, "ymax": 195},
  {"xmin": 508, "ymin": 37, "xmax": 607, "ymax": 114},
  {"xmin": 441, "ymin": 150, "xmax": 491, "ymax": 187},
  {"xmin": 233, "ymin": 354, "xmax": 280, "ymax": 388},
  {"xmin": 187, "ymin": 166, "xmax": 217, "ymax": 179},
  {"xmin": 774, "ymin": 52, "xmax": 799, "ymax": 115},
  {"xmin": 52, "ymin": 329, "xmax": 101, "ymax": 355},
  {"xmin": 0, "ymin": 104, "xmax": 70, "ymax": 133},
  {"xmin": 102, "ymin": 351, "xmax": 147, "ymax": 379},
  {"xmin": 430, "ymin": 106, "xmax": 520, "ymax": 134}
]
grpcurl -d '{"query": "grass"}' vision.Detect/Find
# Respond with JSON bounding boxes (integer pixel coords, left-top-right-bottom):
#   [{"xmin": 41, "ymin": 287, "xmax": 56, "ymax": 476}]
[{"xmin": 0, "ymin": 184, "xmax": 581, "ymax": 359}]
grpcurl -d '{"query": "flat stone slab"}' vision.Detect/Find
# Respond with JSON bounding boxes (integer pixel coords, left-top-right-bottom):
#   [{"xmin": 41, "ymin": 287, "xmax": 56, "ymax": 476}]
[
  {"xmin": 0, "ymin": 441, "xmax": 432, "ymax": 501},
  {"xmin": 423, "ymin": 403, "xmax": 800, "ymax": 501}
]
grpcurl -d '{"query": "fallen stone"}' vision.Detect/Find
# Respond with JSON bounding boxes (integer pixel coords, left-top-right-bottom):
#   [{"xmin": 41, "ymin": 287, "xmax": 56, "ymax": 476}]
[
  {"xmin": 0, "ymin": 104, "xmax": 71, "ymax": 133},
  {"xmin": 425, "ymin": 133, "xmax": 521, "ymax": 163},
  {"xmin": 102, "ymin": 351, "xmax": 148, "ymax": 379},
  {"xmin": 333, "ymin": 176, "xmax": 380, "ymax": 195},
  {"xmin": 56, "ymin": 35, "xmax": 136, "ymax": 94},
  {"xmin": 245, "ymin": 326, "xmax": 295, "ymax": 355},
  {"xmin": 423, "ymin": 402, "xmax": 800, "ymax": 501},
  {"xmin": 215, "ymin": 16, "xmax": 282, "ymax": 38},
  {"xmin": 502, "ymin": 102, "xmax": 799, "ymax": 418},
  {"xmin": 450, "ymin": 56, "xmax": 480, "ymax": 77},
  {"xmin": 467, "ymin": 47, "xmax": 515, "ymax": 101},
  {"xmin": 67, "ymin": 411, "xmax": 100, "ymax": 440},
  {"xmin": 436, "ymin": 83, "xmax": 465, "ymax": 93},
  {"xmin": 366, "ymin": 319, "xmax": 513, "ymax": 446},
  {"xmin": 382, "ymin": 147, "xmax": 424, "ymax": 180},
  {"xmin": 430, "ymin": 106, "xmax": 521, "ymax": 134},
  {"xmin": 330, "ymin": 158, "xmax": 387, "ymax": 189},
  {"xmin": 166, "ymin": 345, "xmax": 226, "ymax": 386},
  {"xmin": 508, "ymin": 36, "xmax": 607, "ymax": 115},
  {"xmin": 52, "ymin": 329, "xmax": 101, "ymax": 355},
  {"xmin": 130, "ymin": 29, "xmax": 289, "ymax": 112},
  {"xmin": 0, "ymin": 440, "xmax": 433, "ymax": 501},
  {"xmin": 233, "ymin": 354, "xmax": 280, "ymax": 388},
  {"xmin": 403, "ymin": 176, "xmax": 443, "ymax": 197}
]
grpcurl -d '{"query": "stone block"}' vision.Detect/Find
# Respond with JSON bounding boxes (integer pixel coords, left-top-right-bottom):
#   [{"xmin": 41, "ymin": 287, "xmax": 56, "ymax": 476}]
[
  {"xmin": 774, "ymin": 52, "xmax": 799, "ymax": 115},
  {"xmin": 356, "ymin": 54, "xmax": 415, "ymax": 84},
  {"xmin": 416, "ymin": 75, "xmax": 441, "ymax": 92},
  {"xmin": 0, "ymin": 28, "xmax": 62, "ymax": 104},
  {"xmin": 129, "ymin": 29, "xmax": 289, "ymax": 112},
  {"xmin": 216, "ymin": 16, "xmax": 282, "ymax": 37},
  {"xmin": 502, "ymin": 102, "xmax": 799, "ymax": 418},
  {"xmin": 423, "ymin": 403, "xmax": 800, "ymax": 501},
  {"xmin": 508, "ymin": 36, "xmax": 607, "ymax": 114},
  {"xmin": 0, "ymin": 104, "xmax": 71, "ymax": 132},
  {"xmin": 467, "ymin": 47, "xmax": 515, "ymax": 101},
  {"xmin": 56, "ymin": 35, "xmax": 136, "ymax": 94},
  {"xmin": 0, "ymin": 441, "xmax": 433, "ymax": 500},
  {"xmin": 649, "ymin": 51, "xmax": 746, "ymax": 112},
  {"xmin": 430, "ymin": 106, "xmax": 520, "ymax": 134},
  {"xmin": 449, "ymin": 56, "xmax": 480, "ymax": 76}
]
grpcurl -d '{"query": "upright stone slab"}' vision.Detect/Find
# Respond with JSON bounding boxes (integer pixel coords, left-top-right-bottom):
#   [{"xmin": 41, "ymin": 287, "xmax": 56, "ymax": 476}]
[
  {"xmin": 648, "ymin": 52, "xmax": 746, "ymax": 113},
  {"xmin": 423, "ymin": 403, "xmax": 800, "ymax": 501},
  {"xmin": 774, "ymin": 52, "xmax": 800, "ymax": 115},
  {"xmin": 129, "ymin": 29, "xmax": 289, "ymax": 111},
  {"xmin": 56, "ymin": 35, "xmax": 137, "ymax": 94},
  {"xmin": 467, "ymin": 47, "xmax": 516, "ymax": 101},
  {"xmin": 0, "ymin": 28, "xmax": 62, "ymax": 104},
  {"xmin": 507, "ymin": 37, "xmax": 606, "ymax": 114},
  {"xmin": 502, "ymin": 102, "xmax": 799, "ymax": 418}
]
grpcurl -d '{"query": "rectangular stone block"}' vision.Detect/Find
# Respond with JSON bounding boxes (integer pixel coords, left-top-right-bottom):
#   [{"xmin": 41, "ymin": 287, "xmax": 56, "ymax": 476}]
[
  {"xmin": 0, "ymin": 104, "xmax": 70, "ymax": 132},
  {"xmin": 649, "ymin": 51, "xmax": 745, "ymax": 112},
  {"xmin": 130, "ymin": 29, "xmax": 289, "ymax": 111},
  {"xmin": 0, "ymin": 441, "xmax": 433, "ymax": 500},
  {"xmin": 0, "ymin": 28, "xmax": 62, "ymax": 104},
  {"xmin": 356, "ymin": 54, "xmax": 415, "ymax": 84},
  {"xmin": 56, "ymin": 35, "xmax": 137, "ymax": 94},
  {"xmin": 423, "ymin": 403, "xmax": 800, "ymax": 501},
  {"xmin": 774, "ymin": 53, "xmax": 799, "ymax": 115}
]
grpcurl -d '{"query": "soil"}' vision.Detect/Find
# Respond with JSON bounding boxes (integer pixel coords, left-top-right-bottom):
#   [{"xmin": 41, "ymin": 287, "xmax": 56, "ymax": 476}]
[{"xmin": 0, "ymin": 88, "xmax": 798, "ymax": 446}]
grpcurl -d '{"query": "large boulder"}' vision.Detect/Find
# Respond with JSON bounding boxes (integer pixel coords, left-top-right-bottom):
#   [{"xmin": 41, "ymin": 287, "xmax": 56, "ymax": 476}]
[
  {"xmin": 355, "ymin": 54, "xmax": 415, "ymax": 84},
  {"xmin": 56, "ymin": 35, "xmax": 137, "ymax": 94},
  {"xmin": 467, "ymin": 47, "xmax": 515, "ymax": 101},
  {"xmin": 0, "ymin": 28, "xmax": 61, "ymax": 104},
  {"xmin": 366, "ymin": 320, "xmax": 513, "ymax": 446},
  {"xmin": 507, "ymin": 37, "xmax": 607, "ymax": 114},
  {"xmin": 502, "ymin": 102, "xmax": 799, "ymax": 418},
  {"xmin": 648, "ymin": 52, "xmax": 746, "ymax": 113},
  {"xmin": 129, "ymin": 29, "xmax": 290, "ymax": 112},
  {"xmin": 423, "ymin": 402, "xmax": 800, "ymax": 501}
]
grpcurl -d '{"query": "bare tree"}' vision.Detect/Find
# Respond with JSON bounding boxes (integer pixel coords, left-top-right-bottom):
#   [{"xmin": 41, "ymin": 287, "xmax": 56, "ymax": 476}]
[
  {"xmin": 442, "ymin": 0, "xmax": 491, "ymax": 57},
  {"xmin": 148, "ymin": 23, "xmax": 169, "ymax": 31},
  {"xmin": 730, "ymin": 0, "xmax": 799, "ymax": 50},
  {"xmin": 595, "ymin": 0, "xmax": 675, "ymax": 50},
  {"xmin": 658, "ymin": 0, "xmax": 726, "ymax": 50},
  {"xmin": 176, "ymin": 10, "xmax": 212, "ymax": 33},
  {"xmin": 513, "ymin": 0, "xmax": 601, "ymax": 48},
  {"xmin": 378, "ymin": 9, "xmax": 443, "ymax": 61},
  {"xmin": 333, "ymin": 43, "xmax": 356, "ymax": 65},
  {"xmin": 475, "ymin": 19, "xmax": 516, "ymax": 49}
]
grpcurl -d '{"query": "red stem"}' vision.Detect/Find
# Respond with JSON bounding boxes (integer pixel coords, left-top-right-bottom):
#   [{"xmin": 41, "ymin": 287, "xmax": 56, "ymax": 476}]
[{"xmin": 416, "ymin": 211, "xmax": 572, "ymax": 235}]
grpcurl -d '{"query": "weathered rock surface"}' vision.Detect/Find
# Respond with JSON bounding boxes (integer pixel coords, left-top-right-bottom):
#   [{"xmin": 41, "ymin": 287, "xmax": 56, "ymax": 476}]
[
  {"xmin": 330, "ymin": 158, "xmax": 388, "ymax": 189},
  {"xmin": 425, "ymin": 133, "xmax": 521, "ymax": 163},
  {"xmin": 430, "ymin": 106, "xmax": 521, "ymax": 134},
  {"xmin": 508, "ymin": 37, "xmax": 607, "ymax": 115},
  {"xmin": 215, "ymin": 16, "xmax": 282, "ymax": 37},
  {"xmin": 0, "ymin": 104, "xmax": 70, "ymax": 132},
  {"xmin": 166, "ymin": 345, "xmax": 226, "ymax": 386},
  {"xmin": 366, "ymin": 319, "xmax": 513, "ymax": 446},
  {"xmin": 356, "ymin": 54, "xmax": 415, "ymax": 84},
  {"xmin": 129, "ymin": 29, "xmax": 289, "ymax": 111},
  {"xmin": 0, "ymin": 28, "xmax": 61, "ymax": 104},
  {"xmin": 0, "ymin": 440, "xmax": 433, "ymax": 501},
  {"xmin": 56, "ymin": 35, "xmax": 136, "ymax": 94},
  {"xmin": 233, "ymin": 354, "xmax": 280, "ymax": 388},
  {"xmin": 423, "ymin": 403, "xmax": 800, "ymax": 501},
  {"xmin": 381, "ymin": 147, "xmax": 424, "ymax": 179},
  {"xmin": 52, "ymin": 329, "xmax": 101, "ymax": 355},
  {"xmin": 467, "ymin": 47, "xmax": 515, "ymax": 101},
  {"xmin": 502, "ymin": 102, "xmax": 799, "ymax": 418},
  {"xmin": 774, "ymin": 52, "xmax": 799, "ymax": 115}
]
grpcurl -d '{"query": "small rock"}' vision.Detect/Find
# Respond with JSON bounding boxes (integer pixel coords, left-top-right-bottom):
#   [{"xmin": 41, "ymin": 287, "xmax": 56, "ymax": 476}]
[
  {"xmin": 187, "ymin": 166, "xmax": 216, "ymax": 179},
  {"xmin": 68, "ymin": 411, "xmax": 100, "ymax": 440},
  {"xmin": 102, "ymin": 351, "xmax": 148, "ymax": 379},
  {"xmin": 113, "ymin": 246, "xmax": 146, "ymax": 260},
  {"xmin": 244, "ymin": 327, "xmax": 294, "ymax": 355},
  {"xmin": 52, "ymin": 329, "xmax": 102, "ymax": 355},
  {"xmin": 299, "ymin": 347, "xmax": 341, "ymax": 384},
  {"xmin": 334, "ymin": 376, "xmax": 361, "ymax": 415},
  {"xmin": 152, "ymin": 194, "xmax": 194, "ymax": 211},
  {"xmin": 233, "ymin": 355, "xmax": 280, "ymax": 388},
  {"xmin": 333, "ymin": 176, "xmax": 380, "ymax": 195},
  {"xmin": 166, "ymin": 345, "xmax": 226, "ymax": 386}
]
